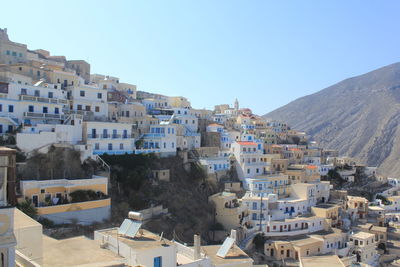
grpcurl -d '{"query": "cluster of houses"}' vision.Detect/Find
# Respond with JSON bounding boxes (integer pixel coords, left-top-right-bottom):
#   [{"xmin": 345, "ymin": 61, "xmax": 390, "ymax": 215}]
[{"xmin": 0, "ymin": 28, "xmax": 398, "ymax": 266}]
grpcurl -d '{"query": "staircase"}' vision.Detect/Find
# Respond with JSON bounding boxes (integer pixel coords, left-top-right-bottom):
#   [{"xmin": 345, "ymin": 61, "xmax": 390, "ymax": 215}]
[{"xmin": 94, "ymin": 154, "xmax": 110, "ymax": 174}]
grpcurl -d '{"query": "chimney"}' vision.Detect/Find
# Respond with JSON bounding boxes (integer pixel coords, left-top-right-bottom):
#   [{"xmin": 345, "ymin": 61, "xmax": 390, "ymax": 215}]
[
  {"xmin": 230, "ymin": 229, "xmax": 237, "ymax": 241},
  {"xmin": 193, "ymin": 233, "xmax": 201, "ymax": 260}
]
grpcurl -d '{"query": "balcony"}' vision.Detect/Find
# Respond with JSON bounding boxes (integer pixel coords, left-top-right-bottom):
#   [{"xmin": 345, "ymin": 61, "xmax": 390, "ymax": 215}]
[
  {"xmin": 143, "ymin": 133, "xmax": 165, "ymax": 138},
  {"xmin": 19, "ymin": 95, "xmax": 68, "ymax": 104},
  {"xmin": 87, "ymin": 134, "xmax": 132, "ymax": 139},
  {"xmin": 23, "ymin": 112, "xmax": 66, "ymax": 120},
  {"xmin": 135, "ymin": 149, "xmax": 161, "ymax": 154},
  {"xmin": 93, "ymin": 150, "xmax": 134, "ymax": 155}
]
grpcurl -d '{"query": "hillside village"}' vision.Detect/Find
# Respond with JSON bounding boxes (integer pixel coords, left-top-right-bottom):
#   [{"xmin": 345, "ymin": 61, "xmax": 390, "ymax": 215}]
[{"xmin": 0, "ymin": 28, "xmax": 400, "ymax": 267}]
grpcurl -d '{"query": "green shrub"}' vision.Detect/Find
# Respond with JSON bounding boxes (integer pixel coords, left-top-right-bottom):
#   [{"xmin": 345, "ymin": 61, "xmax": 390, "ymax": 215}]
[
  {"xmin": 69, "ymin": 190, "xmax": 106, "ymax": 203},
  {"xmin": 17, "ymin": 199, "xmax": 38, "ymax": 218}
]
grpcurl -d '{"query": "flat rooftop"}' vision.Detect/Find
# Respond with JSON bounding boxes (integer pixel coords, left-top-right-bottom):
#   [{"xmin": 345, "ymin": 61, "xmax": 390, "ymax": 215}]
[
  {"xmin": 43, "ymin": 235, "xmax": 125, "ymax": 267},
  {"xmin": 97, "ymin": 228, "xmax": 173, "ymax": 250},
  {"xmin": 201, "ymin": 244, "xmax": 253, "ymax": 265},
  {"xmin": 314, "ymin": 203, "xmax": 338, "ymax": 209},
  {"xmin": 14, "ymin": 209, "xmax": 41, "ymax": 229},
  {"xmin": 351, "ymin": 231, "xmax": 374, "ymax": 239},
  {"xmin": 300, "ymin": 255, "xmax": 345, "ymax": 267}
]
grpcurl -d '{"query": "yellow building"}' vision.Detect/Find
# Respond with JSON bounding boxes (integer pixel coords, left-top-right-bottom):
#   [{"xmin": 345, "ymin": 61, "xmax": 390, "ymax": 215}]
[
  {"xmin": 168, "ymin": 96, "xmax": 191, "ymax": 108},
  {"xmin": 19, "ymin": 176, "xmax": 110, "ymax": 225}
]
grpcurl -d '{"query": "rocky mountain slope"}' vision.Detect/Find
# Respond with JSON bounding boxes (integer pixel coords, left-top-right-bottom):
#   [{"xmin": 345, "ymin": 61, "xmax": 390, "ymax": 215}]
[{"xmin": 264, "ymin": 62, "xmax": 400, "ymax": 176}]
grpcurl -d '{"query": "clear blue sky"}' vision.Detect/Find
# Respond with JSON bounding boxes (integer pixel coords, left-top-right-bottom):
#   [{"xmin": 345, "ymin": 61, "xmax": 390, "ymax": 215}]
[{"xmin": 2, "ymin": 1, "xmax": 400, "ymax": 114}]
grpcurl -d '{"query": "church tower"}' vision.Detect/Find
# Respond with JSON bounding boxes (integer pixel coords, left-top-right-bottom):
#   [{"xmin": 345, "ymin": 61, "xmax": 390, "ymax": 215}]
[{"xmin": 234, "ymin": 98, "xmax": 239, "ymax": 110}]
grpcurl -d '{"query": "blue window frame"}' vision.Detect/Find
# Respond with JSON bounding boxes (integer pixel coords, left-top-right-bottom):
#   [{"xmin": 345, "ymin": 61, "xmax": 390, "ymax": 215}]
[
  {"xmin": 112, "ymin": 129, "xmax": 117, "ymax": 138},
  {"xmin": 28, "ymin": 105, "xmax": 34, "ymax": 112},
  {"xmin": 43, "ymin": 107, "xmax": 48, "ymax": 114},
  {"xmin": 252, "ymin": 213, "xmax": 257, "ymax": 220},
  {"xmin": 123, "ymin": 130, "xmax": 127, "ymax": 138},
  {"xmin": 252, "ymin": 202, "xmax": 257, "ymax": 210},
  {"xmin": 108, "ymin": 143, "xmax": 112, "ymax": 150},
  {"xmin": 8, "ymin": 105, "xmax": 13, "ymax": 113},
  {"xmin": 55, "ymin": 107, "xmax": 59, "ymax": 114}
]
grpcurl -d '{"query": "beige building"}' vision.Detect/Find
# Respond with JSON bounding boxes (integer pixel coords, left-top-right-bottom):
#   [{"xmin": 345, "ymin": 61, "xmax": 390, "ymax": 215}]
[
  {"xmin": 209, "ymin": 191, "xmax": 248, "ymax": 231},
  {"xmin": 350, "ymin": 231, "xmax": 379, "ymax": 265},
  {"xmin": 300, "ymin": 255, "xmax": 346, "ymax": 267},
  {"xmin": 347, "ymin": 196, "xmax": 368, "ymax": 220},
  {"xmin": 311, "ymin": 204, "xmax": 341, "ymax": 227},
  {"xmin": 0, "ymin": 28, "xmax": 27, "ymax": 65},
  {"xmin": 152, "ymin": 169, "xmax": 170, "ymax": 182},
  {"xmin": 358, "ymin": 223, "xmax": 387, "ymax": 250},
  {"xmin": 265, "ymin": 236, "xmax": 323, "ymax": 261}
]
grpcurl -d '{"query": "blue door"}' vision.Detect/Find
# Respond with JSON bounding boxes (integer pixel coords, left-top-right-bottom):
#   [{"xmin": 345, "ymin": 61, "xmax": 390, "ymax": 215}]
[{"xmin": 154, "ymin": 256, "xmax": 162, "ymax": 267}]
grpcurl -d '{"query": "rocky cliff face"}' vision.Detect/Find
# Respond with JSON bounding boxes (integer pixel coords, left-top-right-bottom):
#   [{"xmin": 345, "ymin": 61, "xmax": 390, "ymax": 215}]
[{"xmin": 264, "ymin": 62, "xmax": 400, "ymax": 176}]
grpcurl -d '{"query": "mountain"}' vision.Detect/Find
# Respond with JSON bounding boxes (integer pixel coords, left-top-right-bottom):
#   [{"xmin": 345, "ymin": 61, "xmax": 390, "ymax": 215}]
[{"xmin": 264, "ymin": 62, "xmax": 400, "ymax": 176}]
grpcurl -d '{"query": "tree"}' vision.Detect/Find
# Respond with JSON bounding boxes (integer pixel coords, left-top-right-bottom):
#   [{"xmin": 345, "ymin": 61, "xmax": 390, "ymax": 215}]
[{"xmin": 17, "ymin": 199, "xmax": 38, "ymax": 218}]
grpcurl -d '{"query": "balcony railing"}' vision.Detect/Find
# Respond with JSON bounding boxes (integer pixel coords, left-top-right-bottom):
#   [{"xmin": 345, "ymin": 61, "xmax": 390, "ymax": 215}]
[
  {"xmin": 19, "ymin": 95, "xmax": 68, "ymax": 104},
  {"xmin": 93, "ymin": 150, "xmax": 134, "ymax": 155},
  {"xmin": 23, "ymin": 112, "xmax": 67, "ymax": 119},
  {"xmin": 143, "ymin": 133, "xmax": 165, "ymax": 138},
  {"xmin": 87, "ymin": 134, "xmax": 132, "ymax": 139}
]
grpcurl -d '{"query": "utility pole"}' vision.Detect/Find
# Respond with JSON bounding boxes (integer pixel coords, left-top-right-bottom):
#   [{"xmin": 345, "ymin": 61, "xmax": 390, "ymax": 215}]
[{"xmin": 259, "ymin": 195, "xmax": 263, "ymax": 232}]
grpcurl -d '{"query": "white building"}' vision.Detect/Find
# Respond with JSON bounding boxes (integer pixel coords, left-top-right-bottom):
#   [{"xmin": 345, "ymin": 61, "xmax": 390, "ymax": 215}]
[
  {"xmin": 137, "ymin": 123, "xmax": 177, "ymax": 156},
  {"xmin": 67, "ymin": 84, "xmax": 108, "ymax": 120},
  {"xmin": 83, "ymin": 121, "xmax": 135, "ymax": 155}
]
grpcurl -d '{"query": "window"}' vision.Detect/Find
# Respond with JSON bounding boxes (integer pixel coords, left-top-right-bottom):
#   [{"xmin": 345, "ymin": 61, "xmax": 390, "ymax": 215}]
[
  {"xmin": 154, "ymin": 256, "xmax": 162, "ymax": 267},
  {"xmin": 12, "ymin": 51, "xmax": 17, "ymax": 56},
  {"xmin": 6, "ymin": 50, "xmax": 10, "ymax": 55},
  {"xmin": 0, "ymin": 125, "xmax": 2, "ymax": 134},
  {"xmin": 95, "ymin": 143, "xmax": 99, "ymax": 150},
  {"xmin": 120, "ymin": 143, "xmax": 124, "ymax": 150},
  {"xmin": 97, "ymin": 93, "xmax": 102, "ymax": 99},
  {"xmin": 85, "ymin": 105, "xmax": 91, "ymax": 111},
  {"xmin": 37, "ymin": 70, "xmax": 40, "ymax": 76},
  {"xmin": 20, "ymin": 88, "xmax": 27, "ymax": 95},
  {"xmin": 108, "ymin": 143, "xmax": 112, "ymax": 150},
  {"xmin": 252, "ymin": 202, "xmax": 257, "ymax": 210},
  {"xmin": 34, "ymin": 90, "xmax": 40, "ymax": 97},
  {"xmin": 77, "ymin": 105, "xmax": 82, "ymax": 110},
  {"xmin": 8, "ymin": 105, "xmax": 13, "ymax": 113},
  {"xmin": 55, "ymin": 107, "xmax": 59, "ymax": 114},
  {"xmin": 28, "ymin": 105, "xmax": 34, "ymax": 112},
  {"xmin": 43, "ymin": 107, "xmax": 48, "ymax": 113},
  {"xmin": 252, "ymin": 213, "xmax": 257, "ymax": 220},
  {"xmin": 48, "ymin": 92, "xmax": 53, "ymax": 98},
  {"xmin": 80, "ymin": 90, "xmax": 85, "ymax": 97},
  {"xmin": 0, "ymin": 104, "xmax": 2, "ymax": 112},
  {"xmin": 95, "ymin": 106, "xmax": 100, "ymax": 112}
]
